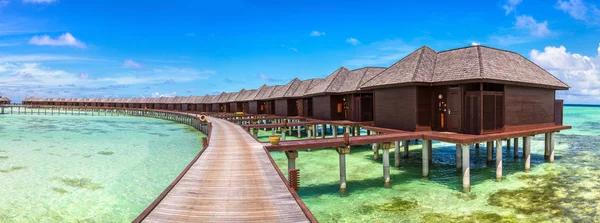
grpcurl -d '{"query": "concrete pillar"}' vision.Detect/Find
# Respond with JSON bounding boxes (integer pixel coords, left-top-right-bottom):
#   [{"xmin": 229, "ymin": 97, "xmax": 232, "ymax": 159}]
[
  {"xmin": 336, "ymin": 146, "xmax": 350, "ymax": 193},
  {"xmin": 382, "ymin": 143, "xmax": 391, "ymax": 186},
  {"xmin": 428, "ymin": 140, "xmax": 433, "ymax": 163},
  {"xmin": 297, "ymin": 126, "xmax": 301, "ymax": 138},
  {"xmin": 285, "ymin": 151, "xmax": 298, "ymax": 170},
  {"xmin": 524, "ymin": 136, "xmax": 531, "ymax": 171},
  {"xmin": 496, "ymin": 139, "xmax": 502, "ymax": 181},
  {"xmin": 307, "ymin": 126, "xmax": 312, "ymax": 138},
  {"xmin": 282, "ymin": 128, "xmax": 287, "ymax": 141},
  {"xmin": 422, "ymin": 139, "xmax": 431, "ymax": 177},
  {"xmin": 394, "ymin": 141, "xmax": 401, "ymax": 167},
  {"xmin": 372, "ymin": 143, "xmax": 379, "ymax": 160},
  {"xmin": 486, "ymin": 141, "xmax": 493, "ymax": 162},
  {"xmin": 544, "ymin": 133, "xmax": 550, "ymax": 160},
  {"xmin": 461, "ymin": 144, "xmax": 470, "ymax": 192},
  {"xmin": 514, "ymin": 138, "xmax": 519, "ymax": 158},
  {"xmin": 549, "ymin": 132, "xmax": 555, "ymax": 163},
  {"xmin": 333, "ymin": 125, "xmax": 338, "ymax": 137},
  {"xmin": 456, "ymin": 144, "xmax": 462, "ymax": 170},
  {"xmin": 403, "ymin": 140, "xmax": 409, "ymax": 158},
  {"xmin": 507, "ymin": 139, "xmax": 511, "ymax": 151}
]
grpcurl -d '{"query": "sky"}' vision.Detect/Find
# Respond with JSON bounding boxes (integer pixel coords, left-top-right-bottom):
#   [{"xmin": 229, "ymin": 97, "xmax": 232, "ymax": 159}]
[{"xmin": 0, "ymin": 0, "xmax": 599, "ymax": 104}]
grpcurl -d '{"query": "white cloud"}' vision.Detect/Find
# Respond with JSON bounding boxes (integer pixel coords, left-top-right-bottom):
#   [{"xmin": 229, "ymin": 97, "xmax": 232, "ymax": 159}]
[
  {"xmin": 503, "ymin": 0, "xmax": 523, "ymax": 15},
  {"xmin": 0, "ymin": 54, "xmax": 90, "ymax": 62},
  {"xmin": 29, "ymin": 33, "xmax": 86, "ymax": 48},
  {"xmin": 346, "ymin": 38, "xmax": 360, "ymax": 46},
  {"xmin": 152, "ymin": 92, "xmax": 177, "ymax": 98},
  {"xmin": 122, "ymin": 59, "xmax": 142, "ymax": 69},
  {"xmin": 515, "ymin": 15, "xmax": 552, "ymax": 37},
  {"xmin": 23, "ymin": 0, "xmax": 56, "ymax": 3},
  {"xmin": 556, "ymin": 0, "xmax": 588, "ymax": 20},
  {"xmin": 309, "ymin": 30, "xmax": 325, "ymax": 37},
  {"xmin": 472, "ymin": 42, "xmax": 481, "ymax": 46},
  {"xmin": 530, "ymin": 44, "xmax": 600, "ymax": 100},
  {"xmin": 79, "ymin": 72, "xmax": 89, "ymax": 79},
  {"xmin": 344, "ymin": 39, "xmax": 415, "ymax": 67}
]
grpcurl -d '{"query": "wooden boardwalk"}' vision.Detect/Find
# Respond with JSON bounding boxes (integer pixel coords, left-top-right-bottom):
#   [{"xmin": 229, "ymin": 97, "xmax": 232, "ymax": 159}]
[{"xmin": 140, "ymin": 116, "xmax": 314, "ymax": 222}]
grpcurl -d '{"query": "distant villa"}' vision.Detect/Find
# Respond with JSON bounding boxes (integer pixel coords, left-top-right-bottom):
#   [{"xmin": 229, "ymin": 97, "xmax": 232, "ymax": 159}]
[{"xmin": 22, "ymin": 45, "xmax": 569, "ymax": 136}]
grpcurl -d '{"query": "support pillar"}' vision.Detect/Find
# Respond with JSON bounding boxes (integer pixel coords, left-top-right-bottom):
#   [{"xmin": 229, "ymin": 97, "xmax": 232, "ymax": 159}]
[
  {"xmin": 513, "ymin": 138, "xmax": 519, "ymax": 158},
  {"xmin": 403, "ymin": 140, "xmax": 409, "ymax": 158},
  {"xmin": 336, "ymin": 146, "xmax": 350, "ymax": 193},
  {"xmin": 394, "ymin": 141, "xmax": 401, "ymax": 167},
  {"xmin": 321, "ymin": 124, "xmax": 326, "ymax": 138},
  {"xmin": 544, "ymin": 133, "xmax": 550, "ymax": 160},
  {"xmin": 372, "ymin": 143, "xmax": 379, "ymax": 160},
  {"xmin": 456, "ymin": 144, "xmax": 462, "ymax": 170},
  {"xmin": 285, "ymin": 151, "xmax": 298, "ymax": 170},
  {"xmin": 297, "ymin": 126, "xmax": 301, "ymax": 138},
  {"xmin": 333, "ymin": 125, "xmax": 338, "ymax": 137},
  {"xmin": 549, "ymin": 132, "xmax": 555, "ymax": 163},
  {"xmin": 461, "ymin": 144, "xmax": 470, "ymax": 192},
  {"xmin": 382, "ymin": 143, "xmax": 391, "ymax": 186},
  {"xmin": 496, "ymin": 139, "xmax": 502, "ymax": 181},
  {"xmin": 281, "ymin": 128, "xmax": 287, "ymax": 141},
  {"xmin": 427, "ymin": 140, "xmax": 433, "ymax": 163},
  {"xmin": 507, "ymin": 139, "xmax": 511, "ymax": 151},
  {"xmin": 486, "ymin": 141, "xmax": 493, "ymax": 162},
  {"xmin": 307, "ymin": 126, "xmax": 312, "ymax": 138},
  {"xmin": 422, "ymin": 139, "xmax": 431, "ymax": 177},
  {"xmin": 524, "ymin": 136, "xmax": 531, "ymax": 171}
]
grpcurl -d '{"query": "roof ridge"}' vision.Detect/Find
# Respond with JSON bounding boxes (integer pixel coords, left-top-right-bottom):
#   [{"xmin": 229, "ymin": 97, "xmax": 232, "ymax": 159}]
[
  {"xmin": 356, "ymin": 67, "xmax": 369, "ymax": 91},
  {"xmin": 477, "ymin": 45, "xmax": 484, "ymax": 79},
  {"xmin": 324, "ymin": 67, "xmax": 343, "ymax": 92},
  {"xmin": 411, "ymin": 48, "xmax": 425, "ymax": 82},
  {"xmin": 281, "ymin": 78, "xmax": 298, "ymax": 97}
]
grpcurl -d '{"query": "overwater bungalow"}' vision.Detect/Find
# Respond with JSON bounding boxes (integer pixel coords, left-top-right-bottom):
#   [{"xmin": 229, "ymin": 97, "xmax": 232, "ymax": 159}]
[
  {"xmin": 215, "ymin": 92, "xmax": 232, "ymax": 113},
  {"xmin": 304, "ymin": 66, "xmax": 386, "ymax": 121},
  {"xmin": 360, "ymin": 45, "xmax": 569, "ymax": 134},
  {"xmin": 245, "ymin": 85, "xmax": 267, "ymax": 114},
  {"xmin": 0, "ymin": 96, "xmax": 11, "ymax": 104},
  {"xmin": 253, "ymin": 85, "xmax": 279, "ymax": 115},
  {"xmin": 271, "ymin": 79, "xmax": 302, "ymax": 117},
  {"xmin": 229, "ymin": 89, "xmax": 246, "ymax": 113},
  {"xmin": 238, "ymin": 89, "xmax": 256, "ymax": 113}
]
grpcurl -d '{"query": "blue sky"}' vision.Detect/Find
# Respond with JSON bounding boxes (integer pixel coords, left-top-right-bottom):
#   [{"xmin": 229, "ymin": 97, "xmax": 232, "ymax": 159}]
[{"xmin": 0, "ymin": 0, "xmax": 599, "ymax": 103}]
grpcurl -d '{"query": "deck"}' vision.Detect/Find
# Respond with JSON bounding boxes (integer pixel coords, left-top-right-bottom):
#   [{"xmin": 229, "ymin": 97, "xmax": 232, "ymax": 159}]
[{"xmin": 137, "ymin": 116, "xmax": 315, "ymax": 222}]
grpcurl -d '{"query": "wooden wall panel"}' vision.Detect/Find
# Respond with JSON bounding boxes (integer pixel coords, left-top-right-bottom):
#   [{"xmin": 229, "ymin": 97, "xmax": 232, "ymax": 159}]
[
  {"xmin": 275, "ymin": 99, "xmax": 288, "ymax": 116},
  {"xmin": 248, "ymin": 101, "xmax": 258, "ymax": 114},
  {"xmin": 416, "ymin": 87, "xmax": 432, "ymax": 128},
  {"xmin": 312, "ymin": 95, "xmax": 332, "ymax": 120},
  {"xmin": 374, "ymin": 86, "xmax": 417, "ymax": 131},
  {"xmin": 505, "ymin": 85, "xmax": 555, "ymax": 126}
]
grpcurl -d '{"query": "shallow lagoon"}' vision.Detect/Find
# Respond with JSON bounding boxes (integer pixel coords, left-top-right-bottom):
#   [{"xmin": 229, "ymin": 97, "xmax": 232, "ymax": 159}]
[
  {"xmin": 0, "ymin": 114, "xmax": 204, "ymax": 222},
  {"xmin": 268, "ymin": 106, "xmax": 599, "ymax": 222}
]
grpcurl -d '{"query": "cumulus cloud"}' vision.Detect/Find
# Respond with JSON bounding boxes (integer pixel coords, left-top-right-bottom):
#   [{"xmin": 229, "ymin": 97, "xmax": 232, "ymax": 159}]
[
  {"xmin": 122, "ymin": 59, "xmax": 142, "ymax": 69},
  {"xmin": 29, "ymin": 33, "xmax": 86, "ymax": 48},
  {"xmin": 530, "ymin": 44, "xmax": 600, "ymax": 101},
  {"xmin": 503, "ymin": 0, "xmax": 523, "ymax": 15},
  {"xmin": 309, "ymin": 30, "xmax": 326, "ymax": 36},
  {"xmin": 346, "ymin": 38, "xmax": 360, "ymax": 46},
  {"xmin": 556, "ymin": 0, "xmax": 600, "ymax": 24},
  {"xmin": 515, "ymin": 15, "xmax": 552, "ymax": 37},
  {"xmin": 79, "ymin": 72, "xmax": 89, "ymax": 79},
  {"xmin": 472, "ymin": 42, "xmax": 481, "ymax": 46},
  {"xmin": 23, "ymin": 0, "xmax": 56, "ymax": 3}
]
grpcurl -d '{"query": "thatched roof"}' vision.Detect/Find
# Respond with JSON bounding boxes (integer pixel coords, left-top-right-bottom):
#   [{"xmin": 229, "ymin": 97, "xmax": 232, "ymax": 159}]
[
  {"xmin": 237, "ymin": 89, "xmax": 256, "ymax": 102},
  {"xmin": 361, "ymin": 45, "xmax": 569, "ymax": 90},
  {"xmin": 0, "ymin": 96, "xmax": 10, "ymax": 102},
  {"xmin": 270, "ymin": 78, "xmax": 301, "ymax": 99},
  {"xmin": 304, "ymin": 67, "xmax": 351, "ymax": 96},
  {"xmin": 243, "ymin": 85, "xmax": 266, "ymax": 101},
  {"xmin": 226, "ymin": 90, "xmax": 242, "ymax": 103}
]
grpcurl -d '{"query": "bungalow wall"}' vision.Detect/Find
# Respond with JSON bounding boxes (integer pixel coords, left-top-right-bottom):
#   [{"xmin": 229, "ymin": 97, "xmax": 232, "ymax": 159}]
[
  {"xmin": 373, "ymin": 86, "xmax": 417, "ymax": 131},
  {"xmin": 275, "ymin": 99, "xmax": 297, "ymax": 117},
  {"xmin": 230, "ymin": 102, "xmax": 243, "ymax": 113},
  {"xmin": 504, "ymin": 85, "xmax": 555, "ymax": 126},
  {"xmin": 312, "ymin": 95, "xmax": 345, "ymax": 120}
]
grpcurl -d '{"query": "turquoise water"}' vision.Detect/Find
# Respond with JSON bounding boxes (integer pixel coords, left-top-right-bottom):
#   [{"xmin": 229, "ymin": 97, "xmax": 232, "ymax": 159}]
[
  {"xmin": 0, "ymin": 114, "xmax": 204, "ymax": 222},
  {"xmin": 269, "ymin": 105, "xmax": 600, "ymax": 222}
]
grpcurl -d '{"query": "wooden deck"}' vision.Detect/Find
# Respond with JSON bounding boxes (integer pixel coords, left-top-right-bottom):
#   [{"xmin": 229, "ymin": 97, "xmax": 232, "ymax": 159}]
[{"xmin": 138, "ymin": 116, "xmax": 315, "ymax": 222}]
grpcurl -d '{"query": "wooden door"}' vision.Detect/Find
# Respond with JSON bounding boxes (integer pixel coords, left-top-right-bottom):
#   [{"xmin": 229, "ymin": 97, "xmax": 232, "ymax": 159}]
[
  {"xmin": 447, "ymin": 88, "xmax": 462, "ymax": 132},
  {"xmin": 464, "ymin": 93, "xmax": 480, "ymax": 134},
  {"xmin": 353, "ymin": 96, "xmax": 361, "ymax": 121}
]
